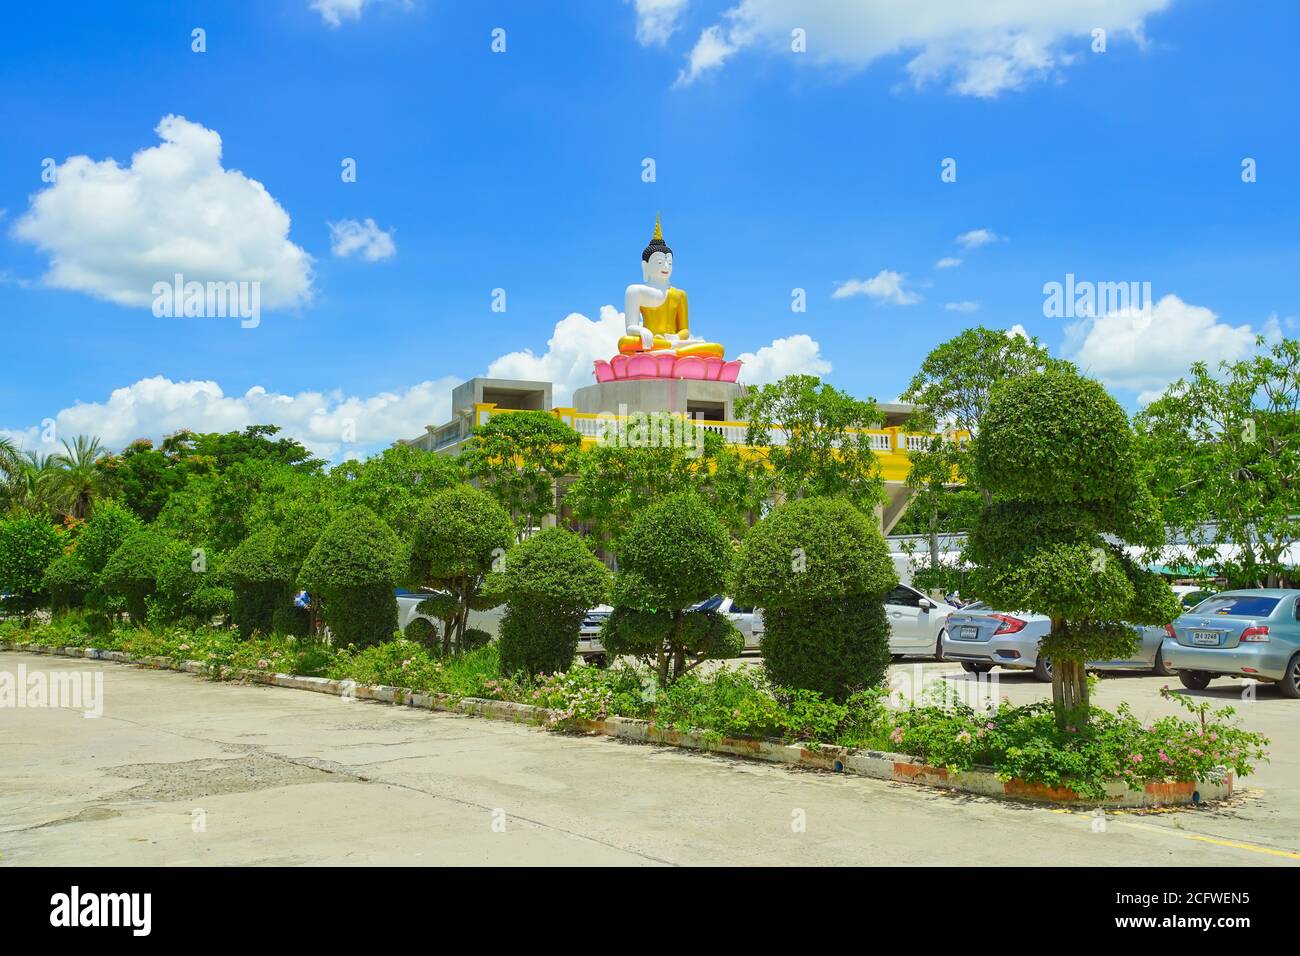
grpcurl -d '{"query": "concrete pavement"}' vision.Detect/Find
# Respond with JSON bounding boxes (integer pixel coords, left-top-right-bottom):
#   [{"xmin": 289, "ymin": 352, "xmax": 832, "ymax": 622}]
[{"xmin": 1, "ymin": 652, "xmax": 1296, "ymax": 866}]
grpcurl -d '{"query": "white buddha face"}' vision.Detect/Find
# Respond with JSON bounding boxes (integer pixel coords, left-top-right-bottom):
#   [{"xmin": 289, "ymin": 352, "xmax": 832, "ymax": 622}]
[{"xmin": 642, "ymin": 251, "xmax": 673, "ymax": 285}]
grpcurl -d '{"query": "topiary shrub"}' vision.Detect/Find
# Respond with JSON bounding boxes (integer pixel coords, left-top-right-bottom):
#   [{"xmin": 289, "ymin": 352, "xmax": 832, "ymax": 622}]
[
  {"xmin": 0, "ymin": 517, "xmax": 64, "ymax": 614},
  {"xmin": 403, "ymin": 615, "xmax": 439, "ymax": 648},
  {"xmin": 733, "ymin": 497, "xmax": 897, "ymax": 700},
  {"xmin": 150, "ymin": 538, "xmax": 231, "ymax": 625},
  {"xmin": 967, "ymin": 369, "xmax": 1180, "ymax": 727},
  {"xmin": 100, "ymin": 528, "xmax": 168, "ymax": 624},
  {"xmin": 604, "ymin": 492, "xmax": 741, "ymax": 685},
  {"xmin": 74, "ymin": 501, "xmax": 143, "ymax": 575},
  {"xmin": 42, "ymin": 551, "xmax": 96, "ymax": 610},
  {"xmin": 410, "ymin": 484, "xmax": 514, "ymax": 655},
  {"xmin": 462, "ymin": 627, "xmax": 492, "ymax": 653},
  {"xmin": 494, "ymin": 527, "xmax": 609, "ymax": 677},
  {"xmin": 299, "ymin": 506, "xmax": 405, "ymax": 648},
  {"xmin": 224, "ymin": 527, "xmax": 295, "ymax": 639}
]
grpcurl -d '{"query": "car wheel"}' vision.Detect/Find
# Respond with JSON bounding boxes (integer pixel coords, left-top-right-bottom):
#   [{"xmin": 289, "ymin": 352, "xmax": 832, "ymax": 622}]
[
  {"xmin": 961, "ymin": 661, "xmax": 994, "ymax": 674},
  {"xmin": 1179, "ymin": 670, "xmax": 1212, "ymax": 691},
  {"xmin": 934, "ymin": 630, "xmax": 946, "ymax": 662},
  {"xmin": 1151, "ymin": 646, "xmax": 1175, "ymax": 678},
  {"xmin": 1032, "ymin": 655, "xmax": 1053, "ymax": 682},
  {"xmin": 1279, "ymin": 654, "xmax": 1300, "ymax": 700}
]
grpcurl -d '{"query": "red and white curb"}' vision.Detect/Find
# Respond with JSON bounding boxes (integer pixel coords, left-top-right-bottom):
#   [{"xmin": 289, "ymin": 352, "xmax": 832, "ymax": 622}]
[{"xmin": 3, "ymin": 641, "xmax": 1233, "ymax": 808}]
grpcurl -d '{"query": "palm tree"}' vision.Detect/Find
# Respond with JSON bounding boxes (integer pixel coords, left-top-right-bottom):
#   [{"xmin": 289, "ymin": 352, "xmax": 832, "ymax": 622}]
[
  {"xmin": 49, "ymin": 435, "xmax": 116, "ymax": 520},
  {"xmin": 0, "ymin": 443, "xmax": 60, "ymax": 517}
]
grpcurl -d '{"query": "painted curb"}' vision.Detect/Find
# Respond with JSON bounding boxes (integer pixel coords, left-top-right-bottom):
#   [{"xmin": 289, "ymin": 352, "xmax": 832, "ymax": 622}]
[{"xmin": 0, "ymin": 641, "xmax": 1234, "ymax": 808}]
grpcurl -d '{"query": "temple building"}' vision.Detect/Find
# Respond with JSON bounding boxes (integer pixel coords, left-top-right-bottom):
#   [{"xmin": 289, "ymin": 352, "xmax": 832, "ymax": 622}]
[{"xmin": 399, "ymin": 216, "xmax": 942, "ymax": 533}]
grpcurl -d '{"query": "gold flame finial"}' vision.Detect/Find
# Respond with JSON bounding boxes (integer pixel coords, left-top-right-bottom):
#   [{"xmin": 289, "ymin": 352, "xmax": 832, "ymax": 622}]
[{"xmin": 653, "ymin": 212, "xmax": 663, "ymax": 241}]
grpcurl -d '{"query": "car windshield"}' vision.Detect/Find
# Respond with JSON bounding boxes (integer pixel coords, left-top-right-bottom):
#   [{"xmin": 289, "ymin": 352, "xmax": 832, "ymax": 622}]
[
  {"xmin": 1189, "ymin": 595, "xmax": 1280, "ymax": 618},
  {"xmin": 694, "ymin": 596, "xmax": 724, "ymax": 611}
]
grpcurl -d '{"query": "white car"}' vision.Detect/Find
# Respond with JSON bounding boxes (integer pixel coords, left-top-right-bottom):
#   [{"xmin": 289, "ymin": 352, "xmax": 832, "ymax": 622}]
[{"xmin": 885, "ymin": 584, "xmax": 955, "ymax": 657}]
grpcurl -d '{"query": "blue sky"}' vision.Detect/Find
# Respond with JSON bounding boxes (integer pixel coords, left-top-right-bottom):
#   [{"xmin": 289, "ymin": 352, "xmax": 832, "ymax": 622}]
[{"xmin": 1, "ymin": 0, "xmax": 1296, "ymax": 459}]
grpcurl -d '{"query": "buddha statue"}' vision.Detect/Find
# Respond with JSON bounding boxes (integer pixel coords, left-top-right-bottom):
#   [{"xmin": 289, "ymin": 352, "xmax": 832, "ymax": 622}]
[{"xmin": 620, "ymin": 215, "xmax": 725, "ymax": 359}]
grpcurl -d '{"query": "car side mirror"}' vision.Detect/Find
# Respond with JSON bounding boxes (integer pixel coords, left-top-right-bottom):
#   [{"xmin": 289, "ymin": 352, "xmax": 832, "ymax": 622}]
[{"xmin": 918, "ymin": 598, "xmax": 933, "ymax": 611}]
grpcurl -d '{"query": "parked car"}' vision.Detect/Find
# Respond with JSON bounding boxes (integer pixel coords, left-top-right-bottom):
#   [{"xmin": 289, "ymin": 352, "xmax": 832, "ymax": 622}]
[
  {"xmin": 1171, "ymin": 584, "xmax": 1218, "ymax": 609},
  {"xmin": 886, "ymin": 584, "xmax": 955, "ymax": 657},
  {"xmin": 942, "ymin": 602, "xmax": 1178, "ymax": 681},
  {"xmin": 1162, "ymin": 589, "xmax": 1300, "ymax": 698},
  {"xmin": 577, "ymin": 605, "xmax": 613, "ymax": 663},
  {"xmin": 576, "ymin": 597, "xmax": 764, "ymax": 665}
]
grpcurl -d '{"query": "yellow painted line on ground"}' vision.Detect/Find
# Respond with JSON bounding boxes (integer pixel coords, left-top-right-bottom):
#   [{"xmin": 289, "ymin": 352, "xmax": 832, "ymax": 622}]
[{"xmin": 1110, "ymin": 818, "xmax": 1300, "ymax": 861}]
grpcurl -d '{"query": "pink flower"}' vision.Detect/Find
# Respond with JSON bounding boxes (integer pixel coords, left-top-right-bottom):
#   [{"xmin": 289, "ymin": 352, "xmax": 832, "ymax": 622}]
[
  {"xmin": 1158, "ymin": 751, "xmax": 1172, "ymax": 763},
  {"xmin": 1129, "ymin": 753, "xmax": 1143, "ymax": 764},
  {"xmin": 889, "ymin": 727, "xmax": 904, "ymax": 744},
  {"xmin": 957, "ymin": 730, "xmax": 973, "ymax": 744}
]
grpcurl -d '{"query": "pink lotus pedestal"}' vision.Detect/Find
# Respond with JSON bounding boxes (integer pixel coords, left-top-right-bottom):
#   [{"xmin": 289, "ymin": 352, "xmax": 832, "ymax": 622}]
[{"xmin": 593, "ymin": 353, "xmax": 742, "ymax": 383}]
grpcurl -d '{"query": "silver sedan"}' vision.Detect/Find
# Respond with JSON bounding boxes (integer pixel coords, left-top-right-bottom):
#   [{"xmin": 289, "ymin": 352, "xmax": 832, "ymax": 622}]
[{"xmin": 941, "ymin": 602, "xmax": 1176, "ymax": 681}]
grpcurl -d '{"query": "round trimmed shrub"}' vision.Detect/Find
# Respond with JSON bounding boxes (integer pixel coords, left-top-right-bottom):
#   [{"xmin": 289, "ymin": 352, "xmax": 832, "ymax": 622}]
[
  {"xmin": 0, "ymin": 517, "xmax": 64, "ymax": 613},
  {"xmin": 403, "ymin": 615, "xmax": 438, "ymax": 647},
  {"xmin": 495, "ymin": 528, "xmax": 609, "ymax": 677},
  {"xmin": 299, "ymin": 506, "xmax": 404, "ymax": 648},
  {"xmin": 100, "ymin": 528, "xmax": 168, "ymax": 623},
  {"xmin": 462, "ymin": 627, "xmax": 492, "ymax": 653},
  {"xmin": 733, "ymin": 497, "xmax": 897, "ymax": 699},
  {"xmin": 43, "ymin": 551, "xmax": 96, "ymax": 610},
  {"xmin": 75, "ymin": 501, "xmax": 143, "ymax": 574},
  {"xmin": 225, "ymin": 527, "xmax": 295, "ymax": 639}
]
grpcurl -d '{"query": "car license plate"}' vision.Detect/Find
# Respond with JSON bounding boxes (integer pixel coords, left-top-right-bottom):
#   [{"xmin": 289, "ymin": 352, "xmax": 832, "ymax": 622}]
[
  {"xmin": 959, "ymin": 626, "xmax": 979, "ymax": 640},
  {"xmin": 1191, "ymin": 630, "xmax": 1220, "ymax": 646}
]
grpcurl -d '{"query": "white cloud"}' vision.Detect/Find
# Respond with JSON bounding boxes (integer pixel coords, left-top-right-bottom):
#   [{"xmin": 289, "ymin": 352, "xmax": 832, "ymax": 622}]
[
  {"xmin": 735, "ymin": 334, "xmax": 831, "ymax": 385},
  {"xmin": 11, "ymin": 115, "xmax": 312, "ymax": 310},
  {"xmin": 311, "ymin": 0, "xmax": 403, "ymax": 28},
  {"xmin": 935, "ymin": 256, "xmax": 962, "ymax": 269},
  {"xmin": 1063, "ymin": 294, "xmax": 1276, "ymax": 403},
  {"xmin": 676, "ymin": 24, "xmax": 744, "ymax": 85},
  {"xmin": 0, "ymin": 375, "xmax": 458, "ymax": 463},
  {"xmin": 635, "ymin": 0, "xmax": 689, "ymax": 46},
  {"xmin": 1006, "ymin": 324, "xmax": 1031, "ymax": 341},
  {"xmin": 945, "ymin": 300, "xmax": 979, "ymax": 313},
  {"xmin": 956, "ymin": 228, "xmax": 1002, "ymax": 249},
  {"xmin": 832, "ymin": 270, "xmax": 921, "ymax": 305},
  {"xmin": 673, "ymin": 1, "xmax": 1169, "ymax": 95},
  {"xmin": 487, "ymin": 306, "xmax": 628, "ymax": 405},
  {"xmin": 329, "ymin": 218, "xmax": 396, "ymax": 262}
]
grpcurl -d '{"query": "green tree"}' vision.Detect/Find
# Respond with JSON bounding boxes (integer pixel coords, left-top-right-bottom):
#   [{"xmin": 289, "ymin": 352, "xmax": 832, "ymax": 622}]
[
  {"xmin": 602, "ymin": 492, "xmax": 742, "ymax": 685},
  {"xmin": 299, "ymin": 507, "xmax": 406, "ymax": 648},
  {"xmin": 224, "ymin": 527, "xmax": 297, "ymax": 638},
  {"xmin": 461, "ymin": 411, "xmax": 582, "ymax": 534},
  {"xmin": 733, "ymin": 498, "xmax": 897, "ymax": 699},
  {"xmin": 1135, "ymin": 337, "xmax": 1299, "ymax": 588},
  {"xmin": 735, "ymin": 375, "xmax": 885, "ymax": 513},
  {"xmin": 330, "ymin": 444, "xmax": 460, "ymax": 540},
  {"xmin": 967, "ymin": 369, "xmax": 1179, "ymax": 727},
  {"xmin": 48, "ymin": 435, "xmax": 118, "ymax": 520},
  {"xmin": 151, "ymin": 538, "xmax": 233, "ymax": 626},
  {"xmin": 42, "ymin": 551, "xmax": 96, "ymax": 610},
  {"xmin": 902, "ymin": 327, "xmax": 1063, "ymax": 501},
  {"xmin": 101, "ymin": 528, "xmax": 169, "ymax": 623},
  {"xmin": 493, "ymin": 527, "xmax": 609, "ymax": 676},
  {"xmin": 409, "ymin": 485, "xmax": 515, "ymax": 655},
  {"xmin": 0, "ymin": 516, "xmax": 64, "ymax": 614},
  {"xmin": 565, "ymin": 422, "xmax": 766, "ymax": 546}
]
